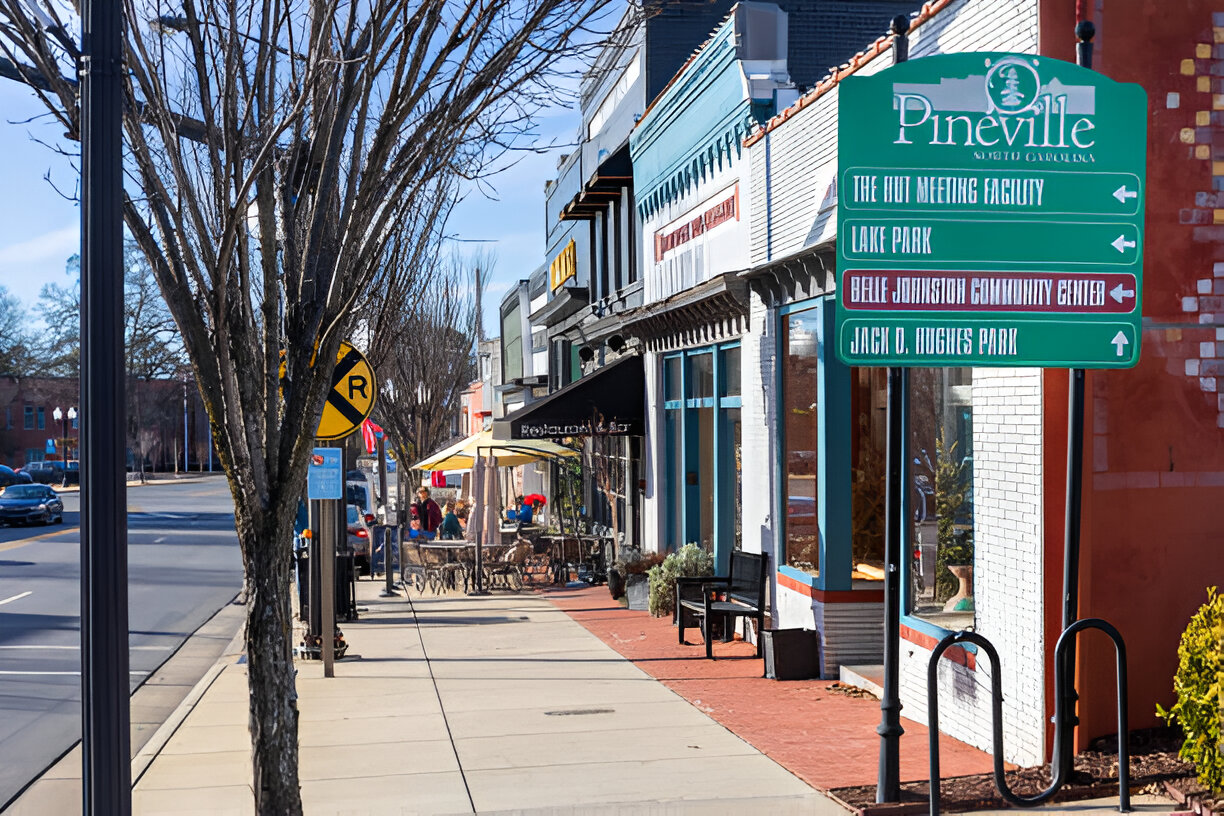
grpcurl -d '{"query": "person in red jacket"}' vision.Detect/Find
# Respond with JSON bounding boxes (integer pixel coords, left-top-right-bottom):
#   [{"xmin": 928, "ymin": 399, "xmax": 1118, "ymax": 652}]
[{"xmin": 412, "ymin": 487, "xmax": 443, "ymax": 537}]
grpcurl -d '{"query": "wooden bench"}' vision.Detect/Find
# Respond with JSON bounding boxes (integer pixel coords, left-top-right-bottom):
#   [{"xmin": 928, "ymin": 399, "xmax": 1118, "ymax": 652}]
[{"xmin": 676, "ymin": 551, "xmax": 769, "ymax": 659}]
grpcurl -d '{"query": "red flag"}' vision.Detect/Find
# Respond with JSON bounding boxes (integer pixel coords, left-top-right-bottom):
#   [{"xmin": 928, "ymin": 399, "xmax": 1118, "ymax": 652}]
[{"xmin": 361, "ymin": 419, "xmax": 382, "ymax": 454}]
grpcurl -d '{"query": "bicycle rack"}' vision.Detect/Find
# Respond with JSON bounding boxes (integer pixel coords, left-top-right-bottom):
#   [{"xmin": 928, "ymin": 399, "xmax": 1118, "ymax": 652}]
[{"xmin": 926, "ymin": 619, "xmax": 1130, "ymax": 815}]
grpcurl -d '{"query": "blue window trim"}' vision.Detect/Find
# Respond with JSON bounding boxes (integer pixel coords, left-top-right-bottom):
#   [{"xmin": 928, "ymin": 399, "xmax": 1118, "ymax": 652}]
[
  {"xmin": 900, "ymin": 610, "xmax": 980, "ymax": 655},
  {"xmin": 774, "ymin": 296, "xmax": 851, "ymax": 592}
]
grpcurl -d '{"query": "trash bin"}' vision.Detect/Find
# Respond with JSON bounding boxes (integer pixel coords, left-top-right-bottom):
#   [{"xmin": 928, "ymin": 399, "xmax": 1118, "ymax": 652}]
[{"xmin": 763, "ymin": 629, "xmax": 822, "ymax": 680}]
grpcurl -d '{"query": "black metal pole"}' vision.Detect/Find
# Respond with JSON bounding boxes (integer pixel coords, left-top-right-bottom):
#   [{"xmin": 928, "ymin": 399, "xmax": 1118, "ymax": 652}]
[
  {"xmin": 80, "ymin": 0, "xmax": 131, "ymax": 810},
  {"xmin": 377, "ymin": 433, "xmax": 399, "ymax": 597},
  {"xmin": 1057, "ymin": 19, "xmax": 1095, "ymax": 778},
  {"xmin": 876, "ymin": 14, "xmax": 910, "ymax": 805}
]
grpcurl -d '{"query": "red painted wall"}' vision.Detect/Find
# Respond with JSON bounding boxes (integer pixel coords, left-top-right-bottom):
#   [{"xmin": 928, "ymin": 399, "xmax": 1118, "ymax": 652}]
[{"xmin": 1041, "ymin": 0, "xmax": 1224, "ymax": 750}]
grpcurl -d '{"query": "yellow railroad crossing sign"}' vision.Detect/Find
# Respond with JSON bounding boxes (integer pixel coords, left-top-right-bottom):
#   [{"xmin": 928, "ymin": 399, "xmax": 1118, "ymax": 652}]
[{"xmin": 316, "ymin": 342, "xmax": 377, "ymax": 440}]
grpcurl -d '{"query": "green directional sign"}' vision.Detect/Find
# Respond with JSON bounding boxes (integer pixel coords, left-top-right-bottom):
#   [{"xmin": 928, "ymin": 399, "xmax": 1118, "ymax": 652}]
[{"xmin": 835, "ymin": 52, "xmax": 1148, "ymax": 368}]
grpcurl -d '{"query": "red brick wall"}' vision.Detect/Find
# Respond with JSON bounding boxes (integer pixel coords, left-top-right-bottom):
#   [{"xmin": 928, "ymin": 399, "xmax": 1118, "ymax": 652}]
[{"xmin": 1041, "ymin": 0, "xmax": 1224, "ymax": 751}]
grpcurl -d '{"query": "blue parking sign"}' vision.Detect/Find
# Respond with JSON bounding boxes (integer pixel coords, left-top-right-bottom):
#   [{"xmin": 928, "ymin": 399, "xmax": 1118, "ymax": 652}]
[{"xmin": 307, "ymin": 448, "xmax": 342, "ymax": 500}]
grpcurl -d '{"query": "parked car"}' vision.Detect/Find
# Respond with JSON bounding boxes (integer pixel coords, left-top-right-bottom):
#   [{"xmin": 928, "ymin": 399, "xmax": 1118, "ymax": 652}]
[
  {"xmin": 0, "ymin": 465, "xmax": 33, "ymax": 489},
  {"xmin": 62, "ymin": 460, "xmax": 80, "ymax": 486},
  {"xmin": 346, "ymin": 503, "xmax": 372, "ymax": 574},
  {"xmin": 22, "ymin": 461, "xmax": 64, "ymax": 485},
  {"xmin": 0, "ymin": 484, "xmax": 65, "ymax": 526}
]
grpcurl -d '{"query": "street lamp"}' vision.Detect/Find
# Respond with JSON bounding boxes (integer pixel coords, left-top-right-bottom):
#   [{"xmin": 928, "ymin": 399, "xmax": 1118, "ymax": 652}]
[
  {"xmin": 53, "ymin": 406, "xmax": 65, "ymax": 456},
  {"xmin": 68, "ymin": 407, "xmax": 77, "ymax": 459}
]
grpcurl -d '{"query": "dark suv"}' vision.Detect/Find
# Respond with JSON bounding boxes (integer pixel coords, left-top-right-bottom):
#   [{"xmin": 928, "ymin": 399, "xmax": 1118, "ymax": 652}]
[
  {"xmin": 23, "ymin": 462, "xmax": 64, "ymax": 485},
  {"xmin": 61, "ymin": 460, "xmax": 80, "ymax": 486}
]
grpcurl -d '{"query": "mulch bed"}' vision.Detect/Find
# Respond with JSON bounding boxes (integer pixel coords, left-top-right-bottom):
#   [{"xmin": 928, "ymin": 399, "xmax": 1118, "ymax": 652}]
[{"xmin": 829, "ymin": 728, "xmax": 1196, "ymax": 814}]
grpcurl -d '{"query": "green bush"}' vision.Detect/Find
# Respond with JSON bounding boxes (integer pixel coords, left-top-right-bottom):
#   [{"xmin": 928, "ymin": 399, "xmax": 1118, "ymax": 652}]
[
  {"xmin": 1157, "ymin": 587, "xmax": 1224, "ymax": 794},
  {"xmin": 647, "ymin": 543, "xmax": 714, "ymax": 618}
]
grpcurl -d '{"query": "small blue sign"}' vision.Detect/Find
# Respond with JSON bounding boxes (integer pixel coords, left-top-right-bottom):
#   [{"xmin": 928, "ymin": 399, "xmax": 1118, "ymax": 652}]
[
  {"xmin": 307, "ymin": 447, "xmax": 343, "ymax": 500},
  {"xmin": 45, "ymin": 439, "xmax": 56, "ymax": 454}
]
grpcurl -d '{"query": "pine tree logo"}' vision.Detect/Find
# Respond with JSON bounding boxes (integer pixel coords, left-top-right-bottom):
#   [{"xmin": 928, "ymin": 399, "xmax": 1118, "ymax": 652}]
[{"xmin": 985, "ymin": 56, "xmax": 1040, "ymax": 114}]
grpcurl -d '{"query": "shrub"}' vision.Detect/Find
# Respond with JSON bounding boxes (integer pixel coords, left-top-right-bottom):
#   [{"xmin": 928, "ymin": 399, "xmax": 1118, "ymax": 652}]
[
  {"xmin": 1157, "ymin": 587, "xmax": 1224, "ymax": 794},
  {"xmin": 647, "ymin": 543, "xmax": 714, "ymax": 618}
]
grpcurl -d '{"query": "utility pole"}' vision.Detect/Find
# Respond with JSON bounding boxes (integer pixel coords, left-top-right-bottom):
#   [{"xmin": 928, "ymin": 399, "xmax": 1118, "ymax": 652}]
[{"xmin": 80, "ymin": 0, "xmax": 131, "ymax": 810}]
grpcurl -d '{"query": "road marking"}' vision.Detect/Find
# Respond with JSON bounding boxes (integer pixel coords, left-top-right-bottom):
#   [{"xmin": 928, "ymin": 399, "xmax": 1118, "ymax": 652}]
[
  {"xmin": 0, "ymin": 591, "xmax": 32, "ymax": 606},
  {"xmin": 0, "ymin": 644, "xmax": 167, "ymax": 651},
  {"xmin": 0, "ymin": 526, "xmax": 81, "ymax": 552},
  {"xmin": 0, "ymin": 670, "xmax": 149, "ymax": 676}
]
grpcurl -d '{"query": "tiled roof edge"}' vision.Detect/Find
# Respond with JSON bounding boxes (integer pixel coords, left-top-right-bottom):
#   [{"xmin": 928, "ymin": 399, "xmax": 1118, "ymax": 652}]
[{"xmin": 742, "ymin": 0, "xmax": 954, "ymax": 147}]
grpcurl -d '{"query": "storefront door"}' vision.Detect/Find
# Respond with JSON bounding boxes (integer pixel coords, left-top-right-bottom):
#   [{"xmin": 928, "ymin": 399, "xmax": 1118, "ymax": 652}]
[{"xmin": 662, "ymin": 344, "xmax": 742, "ymax": 571}]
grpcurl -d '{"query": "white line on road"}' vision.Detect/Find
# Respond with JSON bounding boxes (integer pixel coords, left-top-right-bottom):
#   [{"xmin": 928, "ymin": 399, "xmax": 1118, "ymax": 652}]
[
  {"xmin": 0, "ymin": 591, "xmax": 32, "ymax": 606},
  {"xmin": 0, "ymin": 644, "xmax": 167, "ymax": 651},
  {"xmin": 0, "ymin": 675, "xmax": 149, "ymax": 680}
]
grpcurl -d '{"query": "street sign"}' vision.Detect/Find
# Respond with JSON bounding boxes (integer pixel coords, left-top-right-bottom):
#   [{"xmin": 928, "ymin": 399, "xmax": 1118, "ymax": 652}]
[
  {"xmin": 836, "ymin": 52, "xmax": 1148, "ymax": 367},
  {"xmin": 316, "ymin": 342, "xmax": 377, "ymax": 440},
  {"xmin": 307, "ymin": 447, "xmax": 343, "ymax": 499}
]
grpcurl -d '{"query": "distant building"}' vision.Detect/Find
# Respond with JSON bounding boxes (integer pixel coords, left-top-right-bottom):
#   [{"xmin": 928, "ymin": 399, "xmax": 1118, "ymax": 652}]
[{"xmin": 0, "ymin": 375, "xmax": 213, "ymax": 472}]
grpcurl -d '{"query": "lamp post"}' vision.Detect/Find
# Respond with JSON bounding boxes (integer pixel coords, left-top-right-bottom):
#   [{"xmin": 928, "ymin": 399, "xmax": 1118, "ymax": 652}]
[
  {"xmin": 53, "ymin": 407, "xmax": 65, "ymax": 456},
  {"xmin": 181, "ymin": 371, "xmax": 189, "ymax": 473},
  {"xmin": 68, "ymin": 407, "xmax": 78, "ymax": 459}
]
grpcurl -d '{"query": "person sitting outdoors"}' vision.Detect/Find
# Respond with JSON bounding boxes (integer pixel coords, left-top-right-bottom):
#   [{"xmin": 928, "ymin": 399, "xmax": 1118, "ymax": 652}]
[
  {"xmin": 411, "ymin": 487, "xmax": 443, "ymax": 539},
  {"xmin": 438, "ymin": 501, "xmax": 463, "ymax": 540},
  {"xmin": 516, "ymin": 496, "xmax": 534, "ymax": 529}
]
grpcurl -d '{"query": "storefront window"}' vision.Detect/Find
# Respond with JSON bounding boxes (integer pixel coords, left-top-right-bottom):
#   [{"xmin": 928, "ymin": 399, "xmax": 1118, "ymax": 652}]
[
  {"xmin": 851, "ymin": 369, "xmax": 887, "ymax": 580},
  {"xmin": 721, "ymin": 346, "xmax": 741, "ymax": 397},
  {"xmin": 665, "ymin": 356, "xmax": 682, "ymax": 401},
  {"xmin": 908, "ymin": 368, "xmax": 975, "ymax": 630},
  {"xmin": 782, "ymin": 311, "xmax": 819, "ymax": 575},
  {"xmin": 725, "ymin": 406, "xmax": 742, "ymax": 551},
  {"xmin": 688, "ymin": 352, "xmax": 714, "ymax": 399},
  {"xmin": 662, "ymin": 346, "xmax": 741, "ymax": 561}
]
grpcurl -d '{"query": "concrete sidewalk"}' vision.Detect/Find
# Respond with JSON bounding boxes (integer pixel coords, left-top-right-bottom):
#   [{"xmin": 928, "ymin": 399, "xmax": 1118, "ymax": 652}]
[{"xmin": 130, "ymin": 579, "xmax": 843, "ymax": 814}]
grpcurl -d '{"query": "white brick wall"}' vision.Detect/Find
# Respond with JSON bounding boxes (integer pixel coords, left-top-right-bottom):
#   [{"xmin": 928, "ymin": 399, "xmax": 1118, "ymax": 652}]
[
  {"xmin": 898, "ymin": 368, "xmax": 1047, "ymax": 768},
  {"xmin": 741, "ymin": 289, "xmax": 776, "ymax": 564}
]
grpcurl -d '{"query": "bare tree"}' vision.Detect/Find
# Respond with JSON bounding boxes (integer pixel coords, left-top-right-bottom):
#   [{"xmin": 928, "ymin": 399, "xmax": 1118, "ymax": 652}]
[
  {"xmin": 0, "ymin": 1, "xmax": 616, "ymax": 811},
  {"xmin": 0, "ymin": 285, "xmax": 38, "ymax": 376},
  {"xmin": 365, "ymin": 238, "xmax": 481, "ymax": 476}
]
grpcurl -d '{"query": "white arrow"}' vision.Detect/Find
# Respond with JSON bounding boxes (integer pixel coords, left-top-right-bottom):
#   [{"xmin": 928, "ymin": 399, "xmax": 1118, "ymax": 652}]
[
  {"xmin": 1112, "ymin": 185, "xmax": 1138, "ymax": 203},
  {"xmin": 1110, "ymin": 331, "xmax": 1129, "ymax": 357},
  {"xmin": 1111, "ymin": 235, "xmax": 1136, "ymax": 253},
  {"xmin": 1109, "ymin": 284, "xmax": 1136, "ymax": 303}
]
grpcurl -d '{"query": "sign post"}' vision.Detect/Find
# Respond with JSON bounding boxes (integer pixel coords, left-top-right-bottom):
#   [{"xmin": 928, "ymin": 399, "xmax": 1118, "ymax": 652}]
[
  {"xmin": 837, "ymin": 39, "xmax": 1148, "ymax": 805},
  {"xmin": 307, "ymin": 446, "xmax": 343, "ymax": 676},
  {"xmin": 303, "ymin": 341, "xmax": 377, "ymax": 675}
]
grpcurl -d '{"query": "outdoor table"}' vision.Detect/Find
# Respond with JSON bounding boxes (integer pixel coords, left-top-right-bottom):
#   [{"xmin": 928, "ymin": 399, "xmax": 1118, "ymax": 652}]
[
  {"xmin": 417, "ymin": 541, "xmax": 474, "ymax": 592},
  {"xmin": 537, "ymin": 534, "xmax": 583, "ymax": 584}
]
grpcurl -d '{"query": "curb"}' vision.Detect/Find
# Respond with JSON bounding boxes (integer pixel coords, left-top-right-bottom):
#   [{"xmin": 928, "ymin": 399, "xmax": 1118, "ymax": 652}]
[{"xmin": 130, "ymin": 615, "xmax": 247, "ymax": 786}]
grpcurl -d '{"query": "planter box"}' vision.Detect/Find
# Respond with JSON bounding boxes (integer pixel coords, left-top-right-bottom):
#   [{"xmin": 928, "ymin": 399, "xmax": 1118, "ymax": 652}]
[
  {"xmin": 625, "ymin": 574, "xmax": 649, "ymax": 611},
  {"xmin": 763, "ymin": 628, "xmax": 821, "ymax": 681}
]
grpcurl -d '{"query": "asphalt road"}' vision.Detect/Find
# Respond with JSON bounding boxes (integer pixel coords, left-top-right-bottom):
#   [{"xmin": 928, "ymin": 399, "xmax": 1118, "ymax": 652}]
[{"xmin": 0, "ymin": 476, "xmax": 243, "ymax": 809}]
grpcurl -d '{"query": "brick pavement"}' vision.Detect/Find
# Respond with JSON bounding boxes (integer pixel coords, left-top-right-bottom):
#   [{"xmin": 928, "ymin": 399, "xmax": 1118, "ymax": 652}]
[{"xmin": 545, "ymin": 585, "xmax": 999, "ymax": 791}]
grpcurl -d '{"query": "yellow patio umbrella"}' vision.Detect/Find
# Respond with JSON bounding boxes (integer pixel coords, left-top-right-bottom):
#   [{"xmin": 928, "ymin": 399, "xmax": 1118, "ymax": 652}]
[{"xmin": 412, "ymin": 429, "xmax": 577, "ymax": 471}]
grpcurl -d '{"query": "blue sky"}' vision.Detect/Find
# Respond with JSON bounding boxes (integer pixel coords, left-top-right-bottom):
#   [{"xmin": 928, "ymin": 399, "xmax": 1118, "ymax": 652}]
[{"xmin": 0, "ymin": 70, "xmax": 579, "ymax": 339}]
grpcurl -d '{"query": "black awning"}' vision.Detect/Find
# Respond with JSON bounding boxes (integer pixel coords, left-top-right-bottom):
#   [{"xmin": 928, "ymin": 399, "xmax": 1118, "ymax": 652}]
[{"xmin": 492, "ymin": 354, "xmax": 644, "ymax": 440}]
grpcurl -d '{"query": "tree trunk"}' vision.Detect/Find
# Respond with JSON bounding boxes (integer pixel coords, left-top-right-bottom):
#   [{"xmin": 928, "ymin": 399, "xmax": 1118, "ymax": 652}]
[{"xmin": 239, "ymin": 506, "xmax": 302, "ymax": 814}]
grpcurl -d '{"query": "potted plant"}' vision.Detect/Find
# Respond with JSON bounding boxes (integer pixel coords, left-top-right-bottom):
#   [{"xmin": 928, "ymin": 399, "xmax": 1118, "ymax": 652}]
[
  {"xmin": 647, "ymin": 543, "xmax": 714, "ymax": 619},
  {"xmin": 933, "ymin": 434, "xmax": 974, "ymax": 609},
  {"xmin": 614, "ymin": 549, "xmax": 664, "ymax": 608}
]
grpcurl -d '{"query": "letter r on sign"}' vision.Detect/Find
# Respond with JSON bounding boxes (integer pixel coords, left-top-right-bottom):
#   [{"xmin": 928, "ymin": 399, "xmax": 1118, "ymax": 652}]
[{"xmin": 347, "ymin": 375, "xmax": 368, "ymax": 400}]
